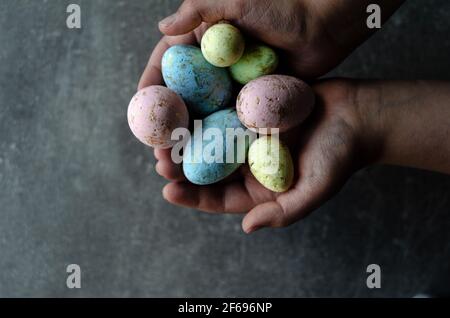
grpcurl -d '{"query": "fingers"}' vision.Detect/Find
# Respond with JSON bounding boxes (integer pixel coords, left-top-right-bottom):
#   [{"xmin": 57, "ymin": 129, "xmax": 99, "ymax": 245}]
[
  {"xmin": 242, "ymin": 180, "xmax": 330, "ymax": 233},
  {"xmin": 242, "ymin": 201, "xmax": 286, "ymax": 233},
  {"xmin": 138, "ymin": 33, "xmax": 197, "ymax": 90},
  {"xmin": 154, "ymin": 148, "xmax": 173, "ymax": 161},
  {"xmin": 159, "ymin": 0, "xmax": 246, "ymax": 36},
  {"xmin": 155, "ymin": 160, "xmax": 184, "ymax": 182},
  {"xmin": 242, "ymin": 190, "xmax": 301, "ymax": 233},
  {"xmin": 154, "ymin": 148, "xmax": 185, "ymax": 181},
  {"xmin": 163, "ymin": 181, "xmax": 255, "ymax": 214}
]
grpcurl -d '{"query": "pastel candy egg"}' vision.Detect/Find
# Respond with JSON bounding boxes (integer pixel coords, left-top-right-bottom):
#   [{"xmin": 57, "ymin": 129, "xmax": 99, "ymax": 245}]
[
  {"xmin": 237, "ymin": 75, "xmax": 315, "ymax": 133},
  {"xmin": 127, "ymin": 86, "xmax": 189, "ymax": 149},
  {"xmin": 230, "ymin": 44, "xmax": 278, "ymax": 84},
  {"xmin": 183, "ymin": 109, "xmax": 249, "ymax": 185},
  {"xmin": 162, "ymin": 45, "xmax": 233, "ymax": 116},
  {"xmin": 248, "ymin": 136, "xmax": 294, "ymax": 193},
  {"xmin": 201, "ymin": 23, "xmax": 245, "ymax": 67}
]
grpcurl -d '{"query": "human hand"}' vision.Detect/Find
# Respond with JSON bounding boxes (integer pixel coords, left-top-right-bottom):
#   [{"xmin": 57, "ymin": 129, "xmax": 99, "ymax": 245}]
[
  {"xmin": 154, "ymin": 76, "xmax": 450, "ymax": 232},
  {"xmin": 155, "ymin": 79, "xmax": 370, "ymax": 232},
  {"xmin": 138, "ymin": 0, "xmax": 405, "ymax": 89}
]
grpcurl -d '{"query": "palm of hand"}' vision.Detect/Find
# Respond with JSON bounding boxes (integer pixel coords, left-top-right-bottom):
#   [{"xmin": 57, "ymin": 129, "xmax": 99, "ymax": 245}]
[{"xmin": 156, "ymin": 80, "xmax": 360, "ymax": 232}]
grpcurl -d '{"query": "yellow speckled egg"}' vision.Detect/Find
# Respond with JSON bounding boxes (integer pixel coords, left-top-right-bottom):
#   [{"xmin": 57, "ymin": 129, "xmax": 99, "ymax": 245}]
[
  {"xmin": 201, "ymin": 23, "xmax": 245, "ymax": 67},
  {"xmin": 248, "ymin": 136, "xmax": 294, "ymax": 193}
]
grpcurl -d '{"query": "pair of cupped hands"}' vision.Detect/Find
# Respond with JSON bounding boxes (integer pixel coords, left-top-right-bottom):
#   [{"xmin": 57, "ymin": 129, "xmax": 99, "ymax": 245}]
[{"xmin": 138, "ymin": 0, "xmax": 404, "ymax": 233}]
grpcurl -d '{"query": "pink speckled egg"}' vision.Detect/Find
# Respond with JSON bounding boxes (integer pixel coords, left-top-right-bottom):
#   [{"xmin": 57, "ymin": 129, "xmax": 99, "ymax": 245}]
[
  {"xmin": 236, "ymin": 75, "xmax": 315, "ymax": 134},
  {"xmin": 127, "ymin": 86, "xmax": 189, "ymax": 149}
]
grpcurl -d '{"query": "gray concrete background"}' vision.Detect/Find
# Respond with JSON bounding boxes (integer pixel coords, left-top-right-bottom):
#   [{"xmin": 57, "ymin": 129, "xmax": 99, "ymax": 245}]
[{"xmin": 0, "ymin": 0, "xmax": 450, "ymax": 297}]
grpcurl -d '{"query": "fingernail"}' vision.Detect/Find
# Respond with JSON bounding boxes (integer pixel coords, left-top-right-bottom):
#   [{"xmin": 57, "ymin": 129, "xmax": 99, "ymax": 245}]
[
  {"xmin": 245, "ymin": 226, "xmax": 261, "ymax": 234},
  {"xmin": 159, "ymin": 14, "xmax": 177, "ymax": 28}
]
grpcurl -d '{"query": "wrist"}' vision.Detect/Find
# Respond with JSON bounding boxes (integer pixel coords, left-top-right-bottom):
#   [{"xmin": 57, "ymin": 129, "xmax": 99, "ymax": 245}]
[{"xmin": 352, "ymin": 80, "xmax": 388, "ymax": 167}]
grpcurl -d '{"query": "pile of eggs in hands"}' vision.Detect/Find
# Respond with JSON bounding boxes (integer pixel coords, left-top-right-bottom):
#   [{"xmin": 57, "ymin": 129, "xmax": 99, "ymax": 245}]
[{"xmin": 128, "ymin": 22, "xmax": 315, "ymax": 193}]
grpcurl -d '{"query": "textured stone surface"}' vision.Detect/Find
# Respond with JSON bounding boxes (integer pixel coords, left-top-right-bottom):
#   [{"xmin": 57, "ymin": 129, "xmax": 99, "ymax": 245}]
[{"xmin": 0, "ymin": 0, "xmax": 450, "ymax": 297}]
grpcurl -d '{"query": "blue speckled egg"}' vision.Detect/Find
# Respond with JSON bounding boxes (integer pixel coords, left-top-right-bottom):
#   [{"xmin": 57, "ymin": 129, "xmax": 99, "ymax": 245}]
[
  {"xmin": 162, "ymin": 45, "xmax": 233, "ymax": 116},
  {"xmin": 183, "ymin": 109, "xmax": 250, "ymax": 185}
]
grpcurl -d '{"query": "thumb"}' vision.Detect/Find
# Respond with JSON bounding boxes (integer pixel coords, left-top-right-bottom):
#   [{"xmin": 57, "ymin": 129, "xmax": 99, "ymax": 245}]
[
  {"xmin": 159, "ymin": 0, "xmax": 244, "ymax": 36},
  {"xmin": 242, "ymin": 180, "xmax": 330, "ymax": 233},
  {"xmin": 242, "ymin": 201, "xmax": 291, "ymax": 233}
]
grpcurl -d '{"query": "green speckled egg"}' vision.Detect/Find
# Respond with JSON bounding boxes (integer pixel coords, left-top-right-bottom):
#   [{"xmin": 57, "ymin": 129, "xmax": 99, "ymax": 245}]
[
  {"xmin": 201, "ymin": 23, "xmax": 245, "ymax": 67},
  {"xmin": 248, "ymin": 136, "xmax": 294, "ymax": 193},
  {"xmin": 230, "ymin": 44, "xmax": 278, "ymax": 84}
]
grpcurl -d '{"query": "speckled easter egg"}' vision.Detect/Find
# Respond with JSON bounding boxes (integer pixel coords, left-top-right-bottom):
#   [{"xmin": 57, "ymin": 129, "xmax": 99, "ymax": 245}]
[
  {"xmin": 237, "ymin": 75, "xmax": 315, "ymax": 133},
  {"xmin": 162, "ymin": 45, "xmax": 233, "ymax": 116},
  {"xmin": 183, "ymin": 109, "xmax": 250, "ymax": 185},
  {"xmin": 248, "ymin": 136, "xmax": 294, "ymax": 193},
  {"xmin": 230, "ymin": 44, "xmax": 278, "ymax": 84},
  {"xmin": 201, "ymin": 23, "xmax": 245, "ymax": 67},
  {"xmin": 127, "ymin": 86, "xmax": 189, "ymax": 149}
]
